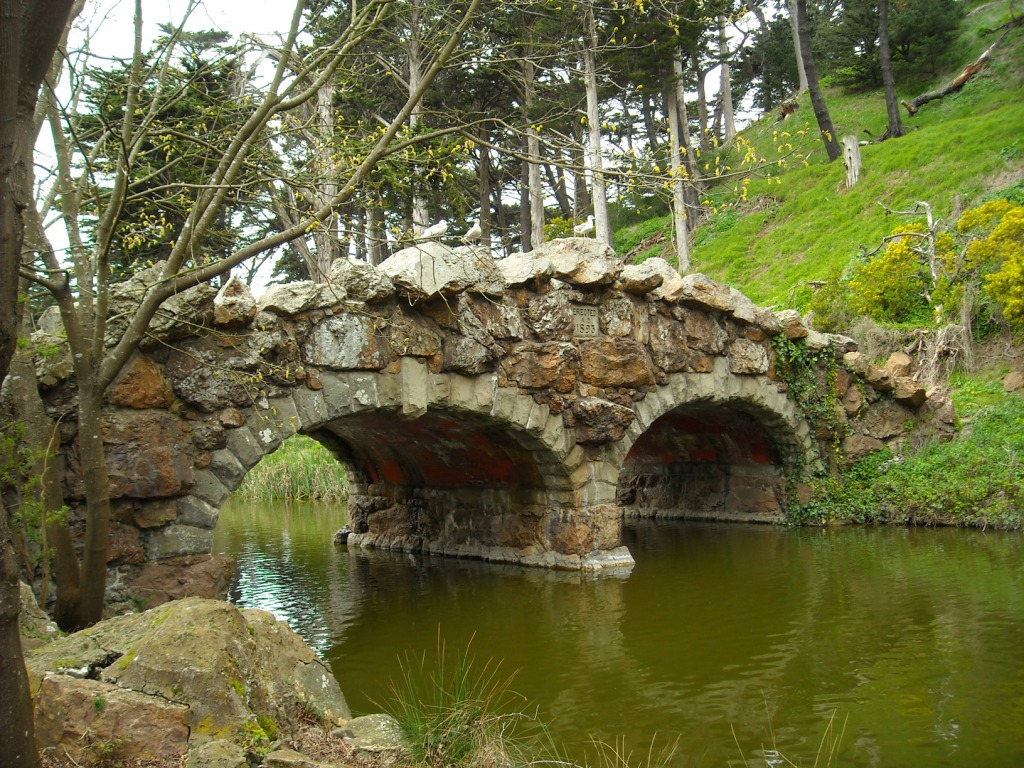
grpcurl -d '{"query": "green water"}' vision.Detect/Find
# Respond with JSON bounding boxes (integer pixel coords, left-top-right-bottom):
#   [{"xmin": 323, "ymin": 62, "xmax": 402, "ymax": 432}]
[{"xmin": 213, "ymin": 500, "xmax": 1024, "ymax": 767}]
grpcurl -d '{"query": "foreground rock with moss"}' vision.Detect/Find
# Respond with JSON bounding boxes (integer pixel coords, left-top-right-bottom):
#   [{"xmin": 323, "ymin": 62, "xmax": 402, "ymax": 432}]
[{"xmin": 24, "ymin": 597, "xmax": 354, "ymax": 766}]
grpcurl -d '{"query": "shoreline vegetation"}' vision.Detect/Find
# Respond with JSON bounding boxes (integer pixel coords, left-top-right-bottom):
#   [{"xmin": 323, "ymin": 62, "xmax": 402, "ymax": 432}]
[{"xmin": 234, "ymin": 435, "xmax": 349, "ymax": 503}]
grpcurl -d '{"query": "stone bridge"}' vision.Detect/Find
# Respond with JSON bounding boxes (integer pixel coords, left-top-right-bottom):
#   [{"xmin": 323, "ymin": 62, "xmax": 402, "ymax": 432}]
[{"xmin": 28, "ymin": 238, "xmax": 954, "ymax": 598}]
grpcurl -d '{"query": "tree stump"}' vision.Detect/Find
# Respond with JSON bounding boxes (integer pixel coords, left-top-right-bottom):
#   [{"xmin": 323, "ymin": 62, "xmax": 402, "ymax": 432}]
[{"xmin": 843, "ymin": 135, "xmax": 862, "ymax": 188}]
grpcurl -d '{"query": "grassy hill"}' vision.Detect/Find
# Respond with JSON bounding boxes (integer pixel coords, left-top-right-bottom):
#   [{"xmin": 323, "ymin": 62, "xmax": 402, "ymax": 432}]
[
  {"xmin": 616, "ymin": 0, "xmax": 1024, "ymax": 311},
  {"xmin": 612, "ymin": 1, "xmax": 1024, "ymax": 529}
]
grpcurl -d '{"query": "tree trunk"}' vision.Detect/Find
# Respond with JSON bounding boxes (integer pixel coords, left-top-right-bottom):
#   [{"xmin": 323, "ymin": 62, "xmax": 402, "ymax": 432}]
[
  {"xmin": 522, "ymin": 51, "xmax": 544, "ymax": 250},
  {"xmin": 366, "ymin": 203, "xmax": 386, "ymax": 265},
  {"xmin": 544, "ymin": 160, "xmax": 571, "ymax": 218},
  {"xmin": 718, "ymin": 14, "xmax": 736, "ymax": 144},
  {"xmin": 640, "ymin": 90, "xmax": 660, "ymax": 153},
  {"xmin": 75, "ymin": 385, "xmax": 112, "ymax": 627},
  {"xmin": 878, "ymin": 0, "xmax": 904, "ymax": 138},
  {"xmin": 1, "ymin": 3, "xmax": 78, "ymax": 764},
  {"xmin": 519, "ymin": 144, "xmax": 532, "ymax": 251},
  {"xmin": 477, "ymin": 129, "xmax": 492, "ymax": 244},
  {"xmin": 571, "ymin": 130, "xmax": 591, "ymax": 218},
  {"xmin": 694, "ymin": 66, "xmax": 710, "ymax": 152},
  {"xmin": 795, "ymin": 0, "xmax": 841, "ymax": 162},
  {"xmin": 0, "ymin": 504, "xmax": 38, "ymax": 768},
  {"xmin": 788, "ymin": 0, "xmax": 809, "ymax": 91},
  {"xmin": 408, "ymin": 0, "xmax": 429, "ymax": 230},
  {"xmin": 583, "ymin": 2, "xmax": 611, "ymax": 246},
  {"xmin": 666, "ymin": 66, "xmax": 691, "ymax": 274},
  {"xmin": 902, "ymin": 21, "xmax": 1021, "ymax": 116},
  {"xmin": 672, "ymin": 52, "xmax": 703, "ymax": 227}
]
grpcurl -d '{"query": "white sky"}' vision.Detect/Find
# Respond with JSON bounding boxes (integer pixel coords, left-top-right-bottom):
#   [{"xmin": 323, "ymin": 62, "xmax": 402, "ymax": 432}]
[{"xmin": 73, "ymin": 0, "xmax": 299, "ymax": 60}]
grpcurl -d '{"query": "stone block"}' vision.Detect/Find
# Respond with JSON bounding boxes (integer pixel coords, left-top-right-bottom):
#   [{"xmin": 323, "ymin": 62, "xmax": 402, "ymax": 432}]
[
  {"xmin": 33, "ymin": 676, "xmax": 189, "ymax": 765},
  {"xmin": 893, "ymin": 377, "xmax": 927, "ymax": 408},
  {"xmin": 108, "ymin": 353, "xmax": 174, "ymax": 409},
  {"xmin": 303, "ymin": 314, "xmax": 390, "ymax": 371},
  {"xmin": 190, "ymin": 469, "xmax": 230, "ymax": 507},
  {"xmin": 775, "ymin": 309, "xmax": 808, "ymax": 340},
  {"xmin": 292, "ymin": 386, "xmax": 328, "ymax": 429},
  {"xmin": 176, "ymin": 495, "xmax": 220, "ymax": 530},
  {"xmin": 728, "ymin": 338, "xmax": 770, "ymax": 375},
  {"xmin": 258, "ymin": 281, "xmax": 322, "ymax": 315},
  {"xmin": 143, "ymin": 524, "xmax": 215, "ymax": 559},
  {"xmin": 226, "ymin": 426, "xmax": 264, "ymax": 470},
  {"xmin": 207, "ymin": 448, "xmax": 247, "ymax": 490},
  {"xmin": 400, "ymin": 358, "xmax": 429, "ymax": 418},
  {"xmin": 320, "ymin": 373, "xmax": 354, "ymax": 417}
]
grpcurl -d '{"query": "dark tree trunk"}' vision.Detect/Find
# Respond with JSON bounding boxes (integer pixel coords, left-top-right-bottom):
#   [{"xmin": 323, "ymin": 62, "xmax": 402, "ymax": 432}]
[
  {"xmin": 366, "ymin": 204, "xmax": 386, "ymax": 265},
  {"xmin": 640, "ymin": 91, "xmax": 660, "ymax": 153},
  {"xmin": 879, "ymin": 0, "xmax": 904, "ymax": 138},
  {"xmin": 1, "ymin": 3, "xmax": 78, "ymax": 765},
  {"xmin": 795, "ymin": 0, "xmax": 842, "ymax": 161},
  {"xmin": 544, "ymin": 161, "xmax": 571, "ymax": 218},
  {"xmin": 75, "ymin": 384, "xmax": 112, "ymax": 627}
]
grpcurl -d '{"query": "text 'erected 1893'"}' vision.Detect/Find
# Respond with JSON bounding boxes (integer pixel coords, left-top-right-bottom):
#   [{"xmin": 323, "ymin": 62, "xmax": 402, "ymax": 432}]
[{"xmin": 571, "ymin": 305, "xmax": 599, "ymax": 338}]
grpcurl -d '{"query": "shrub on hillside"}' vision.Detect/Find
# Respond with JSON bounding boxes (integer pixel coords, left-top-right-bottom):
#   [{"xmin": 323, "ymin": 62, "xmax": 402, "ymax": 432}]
[{"xmin": 959, "ymin": 200, "xmax": 1024, "ymax": 326}]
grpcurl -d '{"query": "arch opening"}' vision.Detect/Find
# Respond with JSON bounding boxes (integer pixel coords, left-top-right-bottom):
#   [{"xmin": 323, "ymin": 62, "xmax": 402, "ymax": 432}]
[
  {"xmin": 616, "ymin": 404, "xmax": 790, "ymax": 523},
  {"xmin": 303, "ymin": 407, "xmax": 600, "ymax": 565}
]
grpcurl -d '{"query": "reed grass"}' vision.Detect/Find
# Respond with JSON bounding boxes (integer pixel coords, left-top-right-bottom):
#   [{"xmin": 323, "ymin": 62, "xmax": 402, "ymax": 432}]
[
  {"xmin": 733, "ymin": 709, "xmax": 847, "ymax": 768},
  {"xmin": 380, "ymin": 638, "xmax": 567, "ymax": 768},
  {"xmin": 234, "ymin": 434, "xmax": 349, "ymax": 502}
]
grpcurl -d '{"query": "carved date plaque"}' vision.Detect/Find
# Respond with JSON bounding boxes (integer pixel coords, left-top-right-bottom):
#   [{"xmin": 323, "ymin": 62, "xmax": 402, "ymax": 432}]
[{"xmin": 571, "ymin": 305, "xmax": 599, "ymax": 338}]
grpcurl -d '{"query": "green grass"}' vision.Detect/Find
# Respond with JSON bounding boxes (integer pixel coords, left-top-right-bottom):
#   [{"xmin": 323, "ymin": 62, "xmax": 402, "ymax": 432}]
[
  {"xmin": 618, "ymin": 0, "xmax": 1024, "ymax": 309},
  {"xmin": 234, "ymin": 434, "xmax": 349, "ymax": 502}
]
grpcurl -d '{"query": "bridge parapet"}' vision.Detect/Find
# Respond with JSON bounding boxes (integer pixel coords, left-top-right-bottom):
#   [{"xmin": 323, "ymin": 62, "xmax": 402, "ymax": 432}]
[{"xmin": 25, "ymin": 238, "xmax": 956, "ymax": 600}]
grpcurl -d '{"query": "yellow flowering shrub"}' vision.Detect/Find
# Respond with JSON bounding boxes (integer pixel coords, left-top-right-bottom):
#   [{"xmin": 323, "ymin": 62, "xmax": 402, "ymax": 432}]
[
  {"xmin": 847, "ymin": 223, "xmax": 930, "ymax": 323},
  {"xmin": 958, "ymin": 201, "xmax": 1024, "ymax": 325}
]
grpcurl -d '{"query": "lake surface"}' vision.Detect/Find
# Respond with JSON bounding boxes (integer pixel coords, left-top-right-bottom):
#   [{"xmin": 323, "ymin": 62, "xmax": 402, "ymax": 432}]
[{"xmin": 213, "ymin": 499, "xmax": 1024, "ymax": 767}]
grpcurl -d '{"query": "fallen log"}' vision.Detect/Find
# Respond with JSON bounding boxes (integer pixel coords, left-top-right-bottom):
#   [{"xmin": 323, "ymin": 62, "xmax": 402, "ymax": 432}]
[{"xmin": 902, "ymin": 17, "xmax": 1023, "ymax": 116}]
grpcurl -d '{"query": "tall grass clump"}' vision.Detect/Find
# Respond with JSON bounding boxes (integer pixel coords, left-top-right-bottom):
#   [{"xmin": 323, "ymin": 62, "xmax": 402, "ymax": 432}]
[
  {"xmin": 733, "ymin": 709, "xmax": 847, "ymax": 768},
  {"xmin": 235, "ymin": 434, "xmax": 348, "ymax": 502},
  {"xmin": 380, "ymin": 640, "xmax": 562, "ymax": 768}
]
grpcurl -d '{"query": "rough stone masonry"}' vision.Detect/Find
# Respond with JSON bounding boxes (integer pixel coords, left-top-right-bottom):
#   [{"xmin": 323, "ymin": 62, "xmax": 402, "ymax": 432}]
[{"xmin": 21, "ymin": 237, "xmax": 955, "ymax": 604}]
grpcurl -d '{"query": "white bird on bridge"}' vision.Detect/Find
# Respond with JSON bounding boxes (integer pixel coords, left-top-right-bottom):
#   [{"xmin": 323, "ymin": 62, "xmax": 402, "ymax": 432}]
[
  {"xmin": 573, "ymin": 214, "xmax": 595, "ymax": 237},
  {"xmin": 415, "ymin": 220, "xmax": 448, "ymax": 241},
  {"xmin": 461, "ymin": 219, "xmax": 483, "ymax": 243}
]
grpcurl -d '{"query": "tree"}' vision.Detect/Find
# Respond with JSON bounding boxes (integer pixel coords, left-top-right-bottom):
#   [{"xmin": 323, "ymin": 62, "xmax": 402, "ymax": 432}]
[
  {"xmin": 20, "ymin": 0, "xmax": 482, "ymax": 632},
  {"xmin": 878, "ymin": 0, "xmax": 904, "ymax": 139},
  {"xmin": 583, "ymin": 0, "xmax": 611, "ymax": 245},
  {"xmin": 794, "ymin": 0, "xmax": 841, "ymax": 161},
  {"xmin": 1, "ymin": 1, "xmax": 80, "ymax": 764}
]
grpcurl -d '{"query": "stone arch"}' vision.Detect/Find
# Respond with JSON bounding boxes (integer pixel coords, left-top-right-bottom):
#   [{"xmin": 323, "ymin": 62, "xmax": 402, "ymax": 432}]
[
  {"xmin": 608, "ymin": 361, "xmax": 818, "ymax": 523},
  {"xmin": 165, "ymin": 359, "xmax": 630, "ymax": 571}
]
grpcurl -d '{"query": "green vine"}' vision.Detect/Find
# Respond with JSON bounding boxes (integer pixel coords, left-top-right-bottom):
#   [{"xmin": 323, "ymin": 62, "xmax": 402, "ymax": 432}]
[{"xmin": 770, "ymin": 335, "xmax": 849, "ymax": 523}]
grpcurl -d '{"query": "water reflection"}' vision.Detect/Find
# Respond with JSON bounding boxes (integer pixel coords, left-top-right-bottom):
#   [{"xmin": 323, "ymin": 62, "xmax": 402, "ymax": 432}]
[{"xmin": 214, "ymin": 501, "xmax": 1024, "ymax": 768}]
